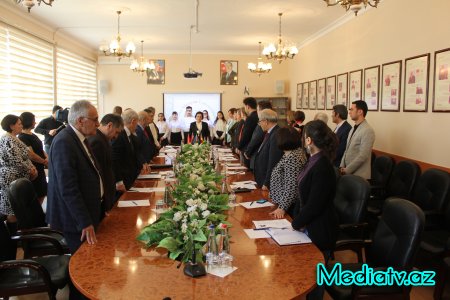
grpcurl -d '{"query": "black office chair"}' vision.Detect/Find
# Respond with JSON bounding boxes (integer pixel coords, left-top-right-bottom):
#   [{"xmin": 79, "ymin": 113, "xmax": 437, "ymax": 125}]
[
  {"xmin": 8, "ymin": 178, "xmax": 69, "ymax": 258},
  {"xmin": 367, "ymin": 160, "xmax": 421, "ymax": 216},
  {"xmin": 326, "ymin": 198, "xmax": 425, "ymax": 300},
  {"xmin": 0, "ymin": 221, "xmax": 70, "ymax": 300},
  {"xmin": 369, "ymin": 155, "xmax": 395, "ymax": 198},
  {"xmin": 410, "ymin": 169, "xmax": 450, "ymax": 229}
]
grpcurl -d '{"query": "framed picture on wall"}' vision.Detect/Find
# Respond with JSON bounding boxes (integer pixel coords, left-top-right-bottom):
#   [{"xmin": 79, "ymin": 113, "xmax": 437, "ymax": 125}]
[
  {"xmin": 302, "ymin": 82, "xmax": 309, "ymax": 109},
  {"xmin": 403, "ymin": 53, "xmax": 430, "ymax": 112},
  {"xmin": 336, "ymin": 73, "xmax": 348, "ymax": 107},
  {"xmin": 433, "ymin": 48, "xmax": 450, "ymax": 112},
  {"xmin": 317, "ymin": 78, "xmax": 326, "ymax": 109},
  {"xmin": 220, "ymin": 60, "xmax": 238, "ymax": 85},
  {"xmin": 364, "ymin": 65, "xmax": 380, "ymax": 111},
  {"xmin": 296, "ymin": 83, "xmax": 303, "ymax": 109},
  {"xmin": 146, "ymin": 59, "xmax": 165, "ymax": 85},
  {"xmin": 349, "ymin": 69, "xmax": 363, "ymax": 102},
  {"xmin": 309, "ymin": 80, "xmax": 317, "ymax": 109},
  {"xmin": 326, "ymin": 76, "xmax": 336, "ymax": 110},
  {"xmin": 381, "ymin": 60, "xmax": 402, "ymax": 111}
]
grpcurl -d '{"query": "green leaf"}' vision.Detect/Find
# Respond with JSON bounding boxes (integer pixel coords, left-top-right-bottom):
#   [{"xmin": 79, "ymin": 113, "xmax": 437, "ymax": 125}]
[
  {"xmin": 169, "ymin": 249, "xmax": 183, "ymax": 260},
  {"xmin": 192, "ymin": 229, "xmax": 207, "ymax": 242},
  {"xmin": 157, "ymin": 237, "xmax": 180, "ymax": 252}
]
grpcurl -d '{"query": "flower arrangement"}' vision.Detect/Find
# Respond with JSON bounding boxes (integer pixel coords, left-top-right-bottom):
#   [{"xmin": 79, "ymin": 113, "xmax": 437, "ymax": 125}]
[{"xmin": 137, "ymin": 143, "xmax": 230, "ymax": 262}]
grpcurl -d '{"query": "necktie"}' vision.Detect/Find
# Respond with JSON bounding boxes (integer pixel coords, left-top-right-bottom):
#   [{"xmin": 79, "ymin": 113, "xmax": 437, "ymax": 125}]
[
  {"xmin": 83, "ymin": 139, "xmax": 100, "ymax": 172},
  {"xmin": 238, "ymin": 124, "xmax": 244, "ymax": 142}
]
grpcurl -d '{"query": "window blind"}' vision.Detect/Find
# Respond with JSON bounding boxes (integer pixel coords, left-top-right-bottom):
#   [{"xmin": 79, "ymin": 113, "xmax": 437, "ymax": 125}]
[
  {"xmin": 0, "ymin": 25, "xmax": 54, "ymax": 123},
  {"xmin": 56, "ymin": 48, "xmax": 97, "ymax": 110}
]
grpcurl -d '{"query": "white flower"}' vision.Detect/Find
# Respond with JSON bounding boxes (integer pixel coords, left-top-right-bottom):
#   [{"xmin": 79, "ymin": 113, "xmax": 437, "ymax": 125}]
[
  {"xmin": 173, "ymin": 212, "xmax": 183, "ymax": 222},
  {"xmin": 197, "ymin": 183, "xmax": 206, "ymax": 191},
  {"xmin": 187, "ymin": 205, "xmax": 197, "ymax": 213},
  {"xmin": 186, "ymin": 199, "xmax": 195, "ymax": 206},
  {"xmin": 181, "ymin": 222, "xmax": 188, "ymax": 233},
  {"xmin": 202, "ymin": 210, "xmax": 210, "ymax": 218},
  {"xmin": 190, "ymin": 174, "xmax": 198, "ymax": 180},
  {"xmin": 183, "ymin": 235, "xmax": 189, "ymax": 241},
  {"xmin": 194, "ymin": 189, "xmax": 201, "ymax": 195},
  {"xmin": 200, "ymin": 203, "xmax": 208, "ymax": 211}
]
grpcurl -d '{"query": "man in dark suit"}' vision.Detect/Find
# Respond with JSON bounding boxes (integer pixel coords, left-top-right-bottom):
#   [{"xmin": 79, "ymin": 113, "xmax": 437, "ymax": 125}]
[
  {"xmin": 144, "ymin": 107, "xmax": 160, "ymax": 157},
  {"xmin": 253, "ymin": 109, "xmax": 283, "ymax": 190},
  {"xmin": 244, "ymin": 100, "xmax": 272, "ymax": 171},
  {"xmin": 87, "ymin": 114, "xmax": 124, "ymax": 216},
  {"xmin": 46, "ymin": 100, "xmax": 102, "ymax": 254},
  {"xmin": 136, "ymin": 111, "xmax": 154, "ymax": 164},
  {"xmin": 331, "ymin": 104, "xmax": 352, "ymax": 167},
  {"xmin": 220, "ymin": 61, "xmax": 238, "ymax": 85},
  {"xmin": 111, "ymin": 109, "xmax": 143, "ymax": 190},
  {"xmin": 238, "ymin": 97, "xmax": 259, "ymax": 168}
]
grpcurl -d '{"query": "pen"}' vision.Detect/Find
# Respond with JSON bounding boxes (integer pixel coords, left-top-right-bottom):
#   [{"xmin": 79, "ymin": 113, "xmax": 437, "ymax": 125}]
[
  {"xmin": 132, "ymin": 201, "xmax": 138, "ymax": 206},
  {"xmin": 250, "ymin": 201, "xmax": 254, "ymax": 206}
]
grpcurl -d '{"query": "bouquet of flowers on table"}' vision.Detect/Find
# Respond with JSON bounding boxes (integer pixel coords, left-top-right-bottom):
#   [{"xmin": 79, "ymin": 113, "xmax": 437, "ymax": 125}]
[{"xmin": 137, "ymin": 142, "xmax": 231, "ymax": 263}]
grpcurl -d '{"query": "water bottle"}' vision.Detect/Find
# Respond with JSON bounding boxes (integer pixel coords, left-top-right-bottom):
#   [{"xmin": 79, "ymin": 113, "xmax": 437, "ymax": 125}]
[
  {"xmin": 205, "ymin": 224, "xmax": 219, "ymax": 269},
  {"xmin": 219, "ymin": 226, "xmax": 230, "ymax": 255},
  {"xmin": 228, "ymin": 190, "xmax": 236, "ymax": 205},
  {"xmin": 221, "ymin": 177, "xmax": 227, "ymax": 194}
]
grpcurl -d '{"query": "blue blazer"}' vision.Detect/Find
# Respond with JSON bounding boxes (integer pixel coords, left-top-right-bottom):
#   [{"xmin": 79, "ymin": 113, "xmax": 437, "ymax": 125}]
[
  {"xmin": 136, "ymin": 125, "xmax": 154, "ymax": 164},
  {"xmin": 111, "ymin": 130, "xmax": 141, "ymax": 190},
  {"xmin": 46, "ymin": 126, "xmax": 102, "ymax": 233},
  {"xmin": 334, "ymin": 121, "xmax": 352, "ymax": 167}
]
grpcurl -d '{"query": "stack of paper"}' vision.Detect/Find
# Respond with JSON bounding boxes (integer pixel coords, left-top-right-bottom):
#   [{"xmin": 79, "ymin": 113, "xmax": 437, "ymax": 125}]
[
  {"xmin": 226, "ymin": 171, "xmax": 246, "ymax": 175},
  {"xmin": 137, "ymin": 174, "xmax": 162, "ymax": 180},
  {"xmin": 252, "ymin": 219, "xmax": 291, "ymax": 229},
  {"xmin": 240, "ymin": 201, "xmax": 274, "ymax": 209},
  {"xmin": 129, "ymin": 187, "xmax": 166, "ymax": 193},
  {"xmin": 266, "ymin": 228, "xmax": 312, "ymax": 245},
  {"xmin": 230, "ymin": 180, "xmax": 257, "ymax": 190},
  {"xmin": 226, "ymin": 166, "xmax": 247, "ymax": 170},
  {"xmin": 117, "ymin": 200, "xmax": 150, "ymax": 207}
]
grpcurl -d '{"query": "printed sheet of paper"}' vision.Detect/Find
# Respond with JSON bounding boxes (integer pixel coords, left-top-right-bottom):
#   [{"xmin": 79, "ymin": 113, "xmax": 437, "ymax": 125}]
[
  {"xmin": 240, "ymin": 201, "xmax": 274, "ymax": 209},
  {"xmin": 252, "ymin": 219, "xmax": 291, "ymax": 229},
  {"xmin": 117, "ymin": 200, "xmax": 150, "ymax": 207},
  {"xmin": 243, "ymin": 229, "xmax": 271, "ymax": 239}
]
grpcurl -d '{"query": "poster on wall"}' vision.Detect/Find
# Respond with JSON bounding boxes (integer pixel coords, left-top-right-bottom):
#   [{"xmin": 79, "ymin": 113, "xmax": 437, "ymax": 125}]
[
  {"xmin": 146, "ymin": 59, "xmax": 165, "ymax": 85},
  {"xmin": 337, "ymin": 73, "xmax": 348, "ymax": 107},
  {"xmin": 433, "ymin": 48, "xmax": 450, "ymax": 112},
  {"xmin": 349, "ymin": 69, "xmax": 363, "ymax": 103},
  {"xmin": 404, "ymin": 53, "xmax": 430, "ymax": 112},
  {"xmin": 317, "ymin": 78, "xmax": 326, "ymax": 110},
  {"xmin": 220, "ymin": 60, "xmax": 238, "ymax": 85},
  {"xmin": 326, "ymin": 76, "xmax": 336, "ymax": 110},
  {"xmin": 296, "ymin": 83, "xmax": 303, "ymax": 109},
  {"xmin": 364, "ymin": 65, "xmax": 380, "ymax": 111},
  {"xmin": 381, "ymin": 60, "xmax": 402, "ymax": 111},
  {"xmin": 302, "ymin": 82, "xmax": 309, "ymax": 109},
  {"xmin": 309, "ymin": 80, "xmax": 317, "ymax": 109}
]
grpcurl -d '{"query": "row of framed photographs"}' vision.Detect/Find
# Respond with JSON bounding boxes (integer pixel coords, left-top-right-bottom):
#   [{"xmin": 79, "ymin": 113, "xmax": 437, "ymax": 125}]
[{"xmin": 296, "ymin": 47, "xmax": 450, "ymax": 112}]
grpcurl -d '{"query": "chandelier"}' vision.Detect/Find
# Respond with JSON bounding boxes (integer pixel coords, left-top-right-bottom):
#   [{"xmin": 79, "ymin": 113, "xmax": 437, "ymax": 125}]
[
  {"xmin": 248, "ymin": 42, "xmax": 272, "ymax": 76},
  {"xmin": 262, "ymin": 13, "xmax": 298, "ymax": 63},
  {"xmin": 99, "ymin": 11, "xmax": 136, "ymax": 61},
  {"xmin": 323, "ymin": 0, "xmax": 381, "ymax": 16},
  {"xmin": 14, "ymin": 0, "xmax": 54, "ymax": 13},
  {"xmin": 130, "ymin": 41, "xmax": 152, "ymax": 75}
]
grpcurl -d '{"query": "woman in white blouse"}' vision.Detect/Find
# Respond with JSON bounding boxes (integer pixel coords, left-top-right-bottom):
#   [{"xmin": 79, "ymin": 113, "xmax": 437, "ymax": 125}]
[
  {"xmin": 167, "ymin": 112, "xmax": 184, "ymax": 145},
  {"xmin": 156, "ymin": 113, "xmax": 169, "ymax": 147},
  {"xmin": 212, "ymin": 111, "xmax": 227, "ymax": 145}
]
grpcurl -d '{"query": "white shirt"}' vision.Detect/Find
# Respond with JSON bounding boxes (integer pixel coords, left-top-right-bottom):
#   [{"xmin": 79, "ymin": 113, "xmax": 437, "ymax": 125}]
[
  {"xmin": 213, "ymin": 119, "xmax": 227, "ymax": 138},
  {"xmin": 334, "ymin": 120, "xmax": 345, "ymax": 133},
  {"xmin": 183, "ymin": 116, "xmax": 195, "ymax": 131},
  {"xmin": 156, "ymin": 120, "xmax": 169, "ymax": 139}
]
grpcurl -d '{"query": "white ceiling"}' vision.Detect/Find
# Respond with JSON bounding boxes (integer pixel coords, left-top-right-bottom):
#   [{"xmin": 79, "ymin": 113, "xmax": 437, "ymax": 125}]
[{"xmin": 1, "ymin": 0, "xmax": 358, "ymax": 55}]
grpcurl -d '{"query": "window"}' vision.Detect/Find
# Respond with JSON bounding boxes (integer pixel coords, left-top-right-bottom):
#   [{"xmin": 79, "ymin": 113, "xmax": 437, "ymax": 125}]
[
  {"xmin": 0, "ymin": 24, "xmax": 54, "ymax": 123},
  {"xmin": 56, "ymin": 48, "xmax": 97, "ymax": 110}
]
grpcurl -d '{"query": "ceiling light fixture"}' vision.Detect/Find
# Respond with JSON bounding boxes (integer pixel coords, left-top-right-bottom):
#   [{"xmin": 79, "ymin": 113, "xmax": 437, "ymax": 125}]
[
  {"xmin": 99, "ymin": 11, "xmax": 135, "ymax": 61},
  {"xmin": 130, "ymin": 40, "xmax": 152, "ymax": 75},
  {"xmin": 323, "ymin": 0, "xmax": 380, "ymax": 16},
  {"xmin": 183, "ymin": 25, "xmax": 202, "ymax": 79},
  {"xmin": 262, "ymin": 13, "xmax": 298, "ymax": 63},
  {"xmin": 248, "ymin": 42, "xmax": 272, "ymax": 76},
  {"xmin": 14, "ymin": 0, "xmax": 54, "ymax": 13}
]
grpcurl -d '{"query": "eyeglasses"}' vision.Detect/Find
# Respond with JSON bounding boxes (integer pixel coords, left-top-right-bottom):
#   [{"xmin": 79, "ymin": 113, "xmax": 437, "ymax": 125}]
[
  {"xmin": 83, "ymin": 116, "xmax": 99, "ymax": 122},
  {"xmin": 258, "ymin": 119, "xmax": 267, "ymax": 124}
]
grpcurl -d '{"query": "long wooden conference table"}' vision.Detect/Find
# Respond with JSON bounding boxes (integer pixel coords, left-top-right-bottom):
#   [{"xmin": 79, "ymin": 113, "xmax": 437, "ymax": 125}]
[{"xmin": 70, "ymin": 155, "xmax": 324, "ymax": 299}]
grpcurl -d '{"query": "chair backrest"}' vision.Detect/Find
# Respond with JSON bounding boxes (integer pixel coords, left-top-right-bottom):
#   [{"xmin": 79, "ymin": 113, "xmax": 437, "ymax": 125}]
[
  {"xmin": 412, "ymin": 168, "xmax": 450, "ymax": 212},
  {"xmin": 371, "ymin": 155, "xmax": 395, "ymax": 187},
  {"xmin": 334, "ymin": 174, "xmax": 370, "ymax": 225},
  {"xmin": 368, "ymin": 198, "xmax": 425, "ymax": 269},
  {"xmin": 8, "ymin": 178, "xmax": 46, "ymax": 229},
  {"xmin": 386, "ymin": 160, "xmax": 421, "ymax": 200},
  {"xmin": 0, "ymin": 220, "xmax": 17, "ymax": 262}
]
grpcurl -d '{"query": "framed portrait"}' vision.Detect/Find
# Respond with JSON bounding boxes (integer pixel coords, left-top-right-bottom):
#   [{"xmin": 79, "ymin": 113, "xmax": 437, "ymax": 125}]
[
  {"xmin": 220, "ymin": 60, "xmax": 238, "ymax": 85},
  {"xmin": 364, "ymin": 65, "xmax": 380, "ymax": 111},
  {"xmin": 403, "ymin": 53, "xmax": 430, "ymax": 112},
  {"xmin": 309, "ymin": 80, "xmax": 317, "ymax": 109},
  {"xmin": 349, "ymin": 69, "xmax": 363, "ymax": 103},
  {"xmin": 146, "ymin": 59, "xmax": 165, "ymax": 85},
  {"xmin": 317, "ymin": 78, "xmax": 326, "ymax": 109},
  {"xmin": 337, "ymin": 73, "xmax": 348, "ymax": 107},
  {"xmin": 302, "ymin": 82, "xmax": 309, "ymax": 109},
  {"xmin": 433, "ymin": 48, "xmax": 450, "ymax": 112},
  {"xmin": 381, "ymin": 61, "xmax": 402, "ymax": 111},
  {"xmin": 296, "ymin": 83, "xmax": 303, "ymax": 109},
  {"xmin": 326, "ymin": 76, "xmax": 336, "ymax": 110}
]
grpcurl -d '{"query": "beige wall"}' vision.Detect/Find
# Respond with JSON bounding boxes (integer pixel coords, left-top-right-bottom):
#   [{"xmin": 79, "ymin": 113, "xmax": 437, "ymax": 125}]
[
  {"xmin": 97, "ymin": 54, "xmax": 290, "ymax": 115},
  {"xmin": 288, "ymin": 0, "xmax": 450, "ymax": 168}
]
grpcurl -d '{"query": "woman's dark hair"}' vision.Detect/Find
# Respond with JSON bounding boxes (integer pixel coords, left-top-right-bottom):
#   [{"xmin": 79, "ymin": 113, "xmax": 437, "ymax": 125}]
[
  {"xmin": 158, "ymin": 113, "xmax": 166, "ymax": 122},
  {"xmin": 1, "ymin": 114, "xmax": 20, "ymax": 133},
  {"xmin": 20, "ymin": 112, "xmax": 35, "ymax": 130},
  {"xmin": 195, "ymin": 111, "xmax": 204, "ymax": 119},
  {"xmin": 202, "ymin": 110, "xmax": 210, "ymax": 120},
  {"xmin": 214, "ymin": 111, "xmax": 225, "ymax": 124},
  {"xmin": 172, "ymin": 111, "xmax": 178, "ymax": 115},
  {"xmin": 277, "ymin": 126, "xmax": 302, "ymax": 151},
  {"xmin": 303, "ymin": 120, "xmax": 338, "ymax": 162},
  {"xmin": 294, "ymin": 110, "xmax": 305, "ymax": 122}
]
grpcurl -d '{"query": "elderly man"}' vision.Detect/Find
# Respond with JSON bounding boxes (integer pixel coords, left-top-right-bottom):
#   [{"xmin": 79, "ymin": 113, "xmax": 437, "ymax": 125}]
[
  {"xmin": 340, "ymin": 100, "xmax": 376, "ymax": 179},
  {"xmin": 136, "ymin": 110, "xmax": 155, "ymax": 164},
  {"xmin": 253, "ymin": 109, "xmax": 283, "ymax": 190},
  {"xmin": 87, "ymin": 113, "xmax": 124, "ymax": 216},
  {"xmin": 47, "ymin": 100, "xmax": 102, "ymax": 255},
  {"xmin": 111, "ymin": 109, "xmax": 143, "ymax": 190}
]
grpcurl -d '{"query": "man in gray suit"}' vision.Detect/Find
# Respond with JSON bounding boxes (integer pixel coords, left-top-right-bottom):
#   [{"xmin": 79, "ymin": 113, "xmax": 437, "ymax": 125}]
[{"xmin": 339, "ymin": 100, "xmax": 375, "ymax": 179}]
